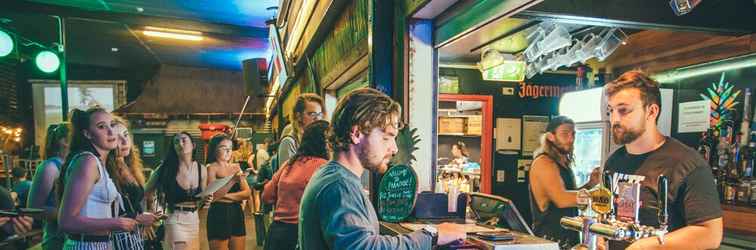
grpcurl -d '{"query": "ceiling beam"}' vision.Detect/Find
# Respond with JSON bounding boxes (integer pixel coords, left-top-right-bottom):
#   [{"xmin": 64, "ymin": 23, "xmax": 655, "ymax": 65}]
[
  {"xmin": 469, "ymin": 20, "xmax": 540, "ymax": 53},
  {"xmin": 513, "ymin": 0, "xmax": 756, "ymax": 35},
  {"xmin": 433, "ymin": 0, "xmax": 543, "ymax": 48},
  {"xmin": 1, "ymin": 1, "xmax": 268, "ymax": 38}
]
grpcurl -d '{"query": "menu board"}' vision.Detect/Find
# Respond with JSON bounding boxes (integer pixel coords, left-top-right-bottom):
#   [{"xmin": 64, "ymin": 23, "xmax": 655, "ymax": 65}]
[
  {"xmin": 378, "ymin": 165, "xmax": 418, "ymax": 222},
  {"xmin": 522, "ymin": 115, "xmax": 549, "ymax": 156}
]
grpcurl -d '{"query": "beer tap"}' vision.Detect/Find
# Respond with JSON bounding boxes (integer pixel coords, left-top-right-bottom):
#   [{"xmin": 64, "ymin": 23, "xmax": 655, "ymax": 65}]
[
  {"xmin": 602, "ymin": 170, "xmax": 616, "ymax": 222},
  {"xmin": 656, "ymin": 175, "xmax": 669, "ymax": 244},
  {"xmin": 560, "ymin": 174, "xmax": 670, "ymax": 249}
]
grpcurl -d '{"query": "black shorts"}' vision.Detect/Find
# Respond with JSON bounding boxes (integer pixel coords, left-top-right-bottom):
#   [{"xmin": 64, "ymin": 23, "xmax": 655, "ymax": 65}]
[{"xmin": 207, "ymin": 202, "xmax": 246, "ymax": 240}]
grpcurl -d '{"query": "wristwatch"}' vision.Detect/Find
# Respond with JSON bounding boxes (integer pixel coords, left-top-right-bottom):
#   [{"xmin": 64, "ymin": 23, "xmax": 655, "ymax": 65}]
[{"xmin": 421, "ymin": 225, "xmax": 438, "ymax": 245}]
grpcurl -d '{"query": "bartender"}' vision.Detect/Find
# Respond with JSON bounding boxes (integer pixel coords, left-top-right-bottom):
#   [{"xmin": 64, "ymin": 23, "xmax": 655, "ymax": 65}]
[
  {"xmin": 529, "ymin": 116, "xmax": 600, "ymax": 249},
  {"xmin": 603, "ymin": 71, "xmax": 722, "ymax": 250}
]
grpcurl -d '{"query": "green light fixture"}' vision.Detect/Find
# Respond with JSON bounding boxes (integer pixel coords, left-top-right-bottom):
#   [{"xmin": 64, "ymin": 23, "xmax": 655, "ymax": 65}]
[
  {"xmin": 0, "ymin": 30, "xmax": 13, "ymax": 57},
  {"xmin": 35, "ymin": 51, "xmax": 60, "ymax": 73}
]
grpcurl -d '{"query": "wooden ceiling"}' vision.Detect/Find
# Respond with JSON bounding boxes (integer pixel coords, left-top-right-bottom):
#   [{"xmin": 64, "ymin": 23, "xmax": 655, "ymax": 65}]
[{"xmin": 601, "ymin": 31, "xmax": 756, "ymax": 74}]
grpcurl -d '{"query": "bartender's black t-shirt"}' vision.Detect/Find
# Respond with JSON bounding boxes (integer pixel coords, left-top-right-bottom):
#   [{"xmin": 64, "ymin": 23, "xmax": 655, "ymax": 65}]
[{"xmin": 604, "ymin": 137, "xmax": 722, "ymax": 249}]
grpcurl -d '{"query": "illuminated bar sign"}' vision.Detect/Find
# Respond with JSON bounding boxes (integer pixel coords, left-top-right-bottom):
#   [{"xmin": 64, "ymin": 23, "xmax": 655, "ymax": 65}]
[
  {"xmin": 518, "ymin": 81, "xmax": 574, "ymax": 99},
  {"xmin": 481, "ymin": 60, "xmax": 526, "ymax": 82}
]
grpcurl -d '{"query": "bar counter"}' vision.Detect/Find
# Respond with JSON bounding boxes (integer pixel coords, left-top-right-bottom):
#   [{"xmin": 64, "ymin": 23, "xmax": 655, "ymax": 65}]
[
  {"xmin": 722, "ymin": 204, "xmax": 756, "ymax": 236},
  {"xmin": 379, "ymin": 221, "xmax": 558, "ymax": 250}
]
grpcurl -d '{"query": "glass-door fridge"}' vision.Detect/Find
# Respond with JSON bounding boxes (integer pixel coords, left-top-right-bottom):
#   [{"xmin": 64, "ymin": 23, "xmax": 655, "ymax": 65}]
[
  {"xmin": 559, "ymin": 87, "xmax": 614, "ymax": 187},
  {"xmin": 573, "ymin": 122, "xmax": 611, "ymax": 187}
]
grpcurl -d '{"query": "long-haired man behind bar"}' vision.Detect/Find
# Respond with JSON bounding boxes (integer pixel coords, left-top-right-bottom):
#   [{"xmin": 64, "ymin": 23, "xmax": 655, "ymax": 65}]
[
  {"xmin": 604, "ymin": 70, "xmax": 722, "ymax": 249},
  {"xmin": 298, "ymin": 88, "xmax": 466, "ymax": 249},
  {"xmin": 529, "ymin": 116, "xmax": 600, "ymax": 249}
]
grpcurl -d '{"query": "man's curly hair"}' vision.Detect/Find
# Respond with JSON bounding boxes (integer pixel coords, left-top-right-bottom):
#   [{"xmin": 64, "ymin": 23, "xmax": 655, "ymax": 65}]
[{"xmin": 329, "ymin": 88, "xmax": 401, "ymax": 152}]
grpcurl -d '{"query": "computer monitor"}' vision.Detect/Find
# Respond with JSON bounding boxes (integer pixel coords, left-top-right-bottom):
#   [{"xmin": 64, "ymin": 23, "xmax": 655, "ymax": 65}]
[{"xmin": 469, "ymin": 192, "xmax": 534, "ymax": 235}]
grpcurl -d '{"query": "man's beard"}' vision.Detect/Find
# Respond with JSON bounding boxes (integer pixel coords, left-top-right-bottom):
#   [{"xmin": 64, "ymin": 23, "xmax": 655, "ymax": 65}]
[
  {"xmin": 358, "ymin": 143, "xmax": 388, "ymax": 174},
  {"xmin": 612, "ymin": 124, "xmax": 645, "ymax": 144},
  {"xmin": 554, "ymin": 141, "xmax": 573, "ymax": 155}
]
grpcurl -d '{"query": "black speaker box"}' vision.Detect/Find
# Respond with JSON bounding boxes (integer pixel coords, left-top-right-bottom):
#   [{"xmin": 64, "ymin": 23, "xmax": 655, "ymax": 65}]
[{"xmin": 242, "ymin": 58, "xmax": 267, "ymax": 97}]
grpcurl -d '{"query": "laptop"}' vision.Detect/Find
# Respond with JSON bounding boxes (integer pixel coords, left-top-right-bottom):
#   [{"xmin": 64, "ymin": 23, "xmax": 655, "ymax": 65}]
[{"xmin": 468, "ymin": 192, "xmax": 534, "ymax": 236}]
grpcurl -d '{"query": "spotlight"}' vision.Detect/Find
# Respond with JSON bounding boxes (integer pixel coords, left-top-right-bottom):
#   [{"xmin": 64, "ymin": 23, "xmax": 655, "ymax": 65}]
[
  {"xmin": 35, "ymin": 51, "xmax": 60, "ymax": 73},
  {"xmin": 0, "ymin": 29, "xmax": 13, "ymax": 57}
]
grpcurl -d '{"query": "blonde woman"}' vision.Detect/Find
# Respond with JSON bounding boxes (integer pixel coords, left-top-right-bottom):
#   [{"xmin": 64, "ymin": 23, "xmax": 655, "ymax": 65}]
[{"xmin": 109, "ymin": 117, "xmax": 158, "ymax": 249}]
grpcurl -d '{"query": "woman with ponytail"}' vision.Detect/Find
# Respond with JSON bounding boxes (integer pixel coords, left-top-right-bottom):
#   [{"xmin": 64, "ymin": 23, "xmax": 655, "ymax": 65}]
[
  {"xmin": 57, "ymin": 107, "xmax": 138, "ymax": 249},
  {"xmin": 28, "ymin": 123, "xmax": 69, "ymax": 249}
]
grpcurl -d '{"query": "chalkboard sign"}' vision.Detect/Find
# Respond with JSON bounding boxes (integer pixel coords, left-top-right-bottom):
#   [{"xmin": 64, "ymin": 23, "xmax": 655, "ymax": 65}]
[{"xmin": 377, "ymin": 164, "xmax": 418, "ymax": 222}]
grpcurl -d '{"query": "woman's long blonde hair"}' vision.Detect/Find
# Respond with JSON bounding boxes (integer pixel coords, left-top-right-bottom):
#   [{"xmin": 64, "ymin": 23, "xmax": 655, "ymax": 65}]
[{"xmin": 111, "ymin": 115, "xmax": 146, "ymax": 187}]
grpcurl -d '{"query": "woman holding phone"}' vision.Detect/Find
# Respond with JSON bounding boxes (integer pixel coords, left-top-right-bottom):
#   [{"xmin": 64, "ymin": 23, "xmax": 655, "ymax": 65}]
[{"xmin": 109, "ymin": 116, "xmax": 158, "ymax": 249}]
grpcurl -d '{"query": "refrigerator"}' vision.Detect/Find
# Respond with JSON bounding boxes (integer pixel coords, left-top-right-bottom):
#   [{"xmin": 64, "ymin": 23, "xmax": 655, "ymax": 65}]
[
  {"xmin": 559, "ymin": 87, "xmax": 614, "ymax": 187},
  {"xmin": 559, "ymin": 87, "xmax": 674, "ymax": 187}
]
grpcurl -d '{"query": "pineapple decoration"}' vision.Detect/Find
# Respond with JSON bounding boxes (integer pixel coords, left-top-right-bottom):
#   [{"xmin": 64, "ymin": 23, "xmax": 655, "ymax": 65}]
[
  {"xmin": 700, "ymin": 72, "xmax": 740, "ymax": 130},
  {"xmin": 390, "ymin": 127, "xmax": 421, "ymax": 167}
]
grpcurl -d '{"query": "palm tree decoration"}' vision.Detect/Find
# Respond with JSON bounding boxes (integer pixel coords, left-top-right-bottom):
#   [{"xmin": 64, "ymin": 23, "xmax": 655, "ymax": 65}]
[
  {"xmin": 390, "ymin": 126, "xmax": 420, "ymax": 167},
  {"xmin": 700, "ymin": 72, "xmax": 740, "ymax": 129}
]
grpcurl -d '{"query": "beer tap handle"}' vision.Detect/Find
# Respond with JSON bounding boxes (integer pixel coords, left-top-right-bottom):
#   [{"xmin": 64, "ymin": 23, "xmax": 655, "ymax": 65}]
[
  {"xmin": 656, "ymin": 175, "xmax": 669, "ymax": 245},
  {"xmin": 603, "ymin": 170, "xmax": 615, "ymax": 219},
  {"xmin": 657, "ymin": 175, "xmax": 669, "ymax": 227},
  {"xmin": 603, "ymin": 170, "xmax": 613, "ymax": 191}
]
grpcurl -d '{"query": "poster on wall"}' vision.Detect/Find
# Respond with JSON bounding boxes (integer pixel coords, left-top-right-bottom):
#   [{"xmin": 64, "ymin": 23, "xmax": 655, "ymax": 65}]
[
  {"xmin": 522, "ymin": 115, "xmax": 549, "ymax": 156},
  {"xmin": 439, "ymin": 75, "xmax": 459, "ymax": 94},
  {"xmin": 495, "ymin": 118, "xmax": 521, "ymax": 153},
  {"xmin": 517, "ymin": 159, "xmax": 533, "ymax": 183},
  {"xmin": 31, "ymin": 80, "xmax": 126, "ymax": 146},
  {"xmin": 678, "ymin": 100, "xmax": 710, "ymax": 133},
  {"xmin": 142, "ymin": 141, "xmax": 156, "ymax": 156}
]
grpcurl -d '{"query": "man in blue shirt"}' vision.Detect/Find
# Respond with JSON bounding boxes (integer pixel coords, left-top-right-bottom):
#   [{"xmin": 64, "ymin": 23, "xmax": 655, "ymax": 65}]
[
  {"xmin": 299, "ymin": 88, "xmax": 466, "ymax": 249},
  {"xmin": 11, "ymin": 167, "xmax": 32, "ymax": 208}
]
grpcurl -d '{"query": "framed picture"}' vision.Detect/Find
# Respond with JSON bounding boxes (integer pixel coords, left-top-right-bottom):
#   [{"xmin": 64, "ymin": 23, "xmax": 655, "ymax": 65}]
[
  {"xmin": 31, "ymin": 80, "xmax": 126, "ymax": 146},
  {"xmin": 439, "ymin": 75, "xmax": 460, "ymax": 94}
]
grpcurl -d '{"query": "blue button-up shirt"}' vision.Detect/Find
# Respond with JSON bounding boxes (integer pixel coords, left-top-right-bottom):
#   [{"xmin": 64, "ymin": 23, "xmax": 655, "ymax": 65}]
[{"xmin": 299, "ymin": 161, "xmax": 432, "ymax": 250}]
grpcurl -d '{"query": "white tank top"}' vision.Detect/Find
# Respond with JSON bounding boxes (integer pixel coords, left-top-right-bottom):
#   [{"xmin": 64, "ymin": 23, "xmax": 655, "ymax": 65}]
[{"xmin": 67, "ymin": 152, "xmax": 123, "ymax": 219}]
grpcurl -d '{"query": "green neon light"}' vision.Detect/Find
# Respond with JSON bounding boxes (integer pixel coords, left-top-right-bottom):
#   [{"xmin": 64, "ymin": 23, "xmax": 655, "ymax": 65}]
[
  {"xmin": 0, "ymin": 30, "xmax": 13, "ymax": 57},
  {"xmin": 35, "ymin": 51, "xmax": 60, "ymax": 73},
  {"xmin": 653, "ymin": 53, "xmax": 756, "ymax": 83}
]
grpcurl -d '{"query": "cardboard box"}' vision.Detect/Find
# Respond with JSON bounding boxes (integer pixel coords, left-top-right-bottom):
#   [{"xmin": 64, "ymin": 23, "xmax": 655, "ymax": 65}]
[
  {"xmin": 466, "ymin": 116, "xmax": 482, "ymax": 135},
  {"xmin": 439, "ymin": 117, "xmax": 465, "ymax": 134}
]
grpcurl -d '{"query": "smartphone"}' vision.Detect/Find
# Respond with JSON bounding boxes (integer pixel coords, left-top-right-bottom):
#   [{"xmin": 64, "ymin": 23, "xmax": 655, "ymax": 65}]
[
  {"xmin": 0, "ymin": 208, "xmax": 45, "ymax": 218},
  {"xmin": 17, "ymin": 208, "xmax": 44, "ymax": 216},
  {"xmin": 0, "ymin": 210, "xmax": 19, "ymax": 217},
  {"xmin": 475, "ymin": 231, "xmax": 514, "ymax": 241}
]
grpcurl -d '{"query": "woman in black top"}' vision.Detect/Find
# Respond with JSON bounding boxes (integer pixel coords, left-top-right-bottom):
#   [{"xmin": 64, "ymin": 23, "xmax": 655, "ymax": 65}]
[
  {"xmin": 145, "ymin": 132, "xmax": 211, "ymax": 250},
  {"xmin": 206, "ymin": 133, "xmax": 250, "ymax": 250},
  {"xmin": 109, "ymin": 116, "xmax": 158, "ymax": 249}
]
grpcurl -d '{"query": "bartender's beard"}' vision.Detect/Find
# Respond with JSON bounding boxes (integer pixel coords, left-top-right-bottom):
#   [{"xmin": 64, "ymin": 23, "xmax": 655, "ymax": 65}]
[
  {"xmin": 553, "ymin": 138, "xmax": 573, "ymax": 154},
  {"xmin": 536, "ymin": 136, "xmax": 574, "ymax": 168},
  {"xmin": 612, "ymin": 123, "xmax": 645, "ymax": 145},
  {"xmin": 552, "ymin": 140, "xmax": 574, "ymax": 167}
]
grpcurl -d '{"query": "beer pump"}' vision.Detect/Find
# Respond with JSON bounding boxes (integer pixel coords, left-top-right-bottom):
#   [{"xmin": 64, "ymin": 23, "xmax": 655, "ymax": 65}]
[{"xmin": 559, "ymin": 172, "xmax": 669, "ymax": 250}]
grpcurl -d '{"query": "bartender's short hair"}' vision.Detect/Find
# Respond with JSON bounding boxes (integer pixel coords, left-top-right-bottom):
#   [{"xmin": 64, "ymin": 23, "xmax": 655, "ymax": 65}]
[
  {"xmin": 329, "ymin": 88, "xmax": 401, "ymax": 152},
  {"xmin": 605, "ymin": 70, "xmax": 662, "ymax": 122}
]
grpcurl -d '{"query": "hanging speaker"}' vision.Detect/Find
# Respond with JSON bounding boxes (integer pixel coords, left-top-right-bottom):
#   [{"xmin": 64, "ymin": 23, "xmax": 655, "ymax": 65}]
[{"xmin": 242, "ymin": 58, "xmax": 267, "ymax": 97}]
